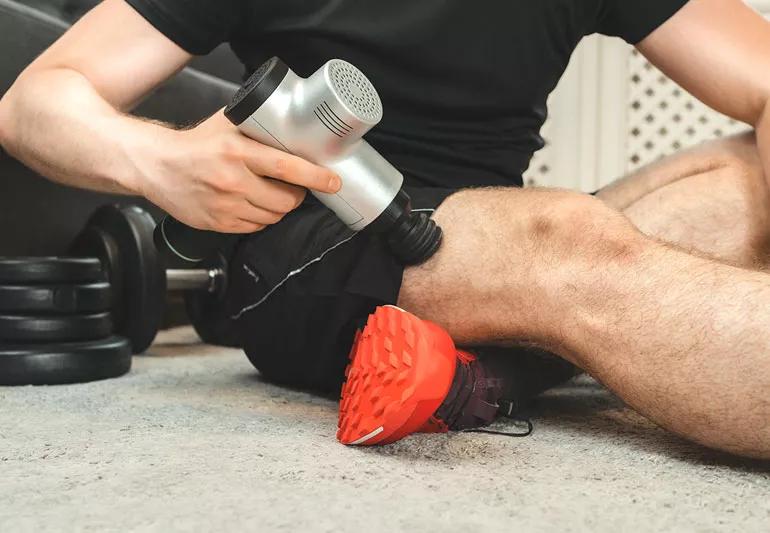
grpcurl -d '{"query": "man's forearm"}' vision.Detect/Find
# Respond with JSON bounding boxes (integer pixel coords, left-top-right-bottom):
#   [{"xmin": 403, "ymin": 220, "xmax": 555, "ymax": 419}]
[{"xmin": 0, "ymin": 67, "xmax": 174, "ymax": 196}]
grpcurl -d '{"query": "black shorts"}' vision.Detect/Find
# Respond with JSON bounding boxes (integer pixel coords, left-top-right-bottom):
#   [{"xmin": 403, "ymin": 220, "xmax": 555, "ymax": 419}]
[{"xmin": 227, "ymin": 186, "xmax": 577, "ymax": 396}]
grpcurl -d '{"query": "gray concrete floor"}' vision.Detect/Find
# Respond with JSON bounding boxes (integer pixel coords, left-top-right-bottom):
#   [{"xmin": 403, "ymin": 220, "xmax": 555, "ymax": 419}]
[{"xmin": 2, "ymin": 327, "xmax": 768, "ymax": 532}]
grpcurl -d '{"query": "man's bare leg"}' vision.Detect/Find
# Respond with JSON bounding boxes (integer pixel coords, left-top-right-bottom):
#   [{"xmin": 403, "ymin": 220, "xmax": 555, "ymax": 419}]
[
  {"xmin": 599, "ymin": 132, "xmax": 770, "ymax": 267},
  {"xmin": 471, "ymin": 133, "xmax": 770, "ymax": 406},
  {"xmin": 398, "ymin": 187, "xmax": 770, "ymax": 459}
]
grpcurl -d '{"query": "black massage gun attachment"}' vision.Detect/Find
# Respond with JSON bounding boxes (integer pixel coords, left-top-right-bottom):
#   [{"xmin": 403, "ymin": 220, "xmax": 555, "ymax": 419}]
[
  {"xmin": 370, "ymin": 190, "xmax": 443, "ymax": 265},
  {"xmin": 388, "ymin": 212, "xmax": 442, "ymax": 265}
]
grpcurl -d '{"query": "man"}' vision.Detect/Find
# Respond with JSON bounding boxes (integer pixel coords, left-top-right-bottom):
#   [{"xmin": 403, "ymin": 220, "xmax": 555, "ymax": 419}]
[{"xmin": 1, "ymin": 0, "xmax": 768, "ymax": 457}]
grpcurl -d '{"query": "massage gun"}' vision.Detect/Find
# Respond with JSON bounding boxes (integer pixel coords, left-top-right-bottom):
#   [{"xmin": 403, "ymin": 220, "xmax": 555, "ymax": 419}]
[{"xmin": 154, "ymin": 57, "xmax": 442, "ymax": 265}]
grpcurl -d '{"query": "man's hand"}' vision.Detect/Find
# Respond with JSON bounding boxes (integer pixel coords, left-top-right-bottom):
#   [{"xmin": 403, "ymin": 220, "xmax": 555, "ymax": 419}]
[{"xmin": 140, "ymin": 112, "xmax": 341, "ymax": 233}]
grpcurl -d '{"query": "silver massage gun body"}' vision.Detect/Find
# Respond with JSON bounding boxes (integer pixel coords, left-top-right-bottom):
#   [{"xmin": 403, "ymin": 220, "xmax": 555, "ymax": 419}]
[{"xmin": 154, "ymin": 57, "xmax": 442, "ymax": 266}]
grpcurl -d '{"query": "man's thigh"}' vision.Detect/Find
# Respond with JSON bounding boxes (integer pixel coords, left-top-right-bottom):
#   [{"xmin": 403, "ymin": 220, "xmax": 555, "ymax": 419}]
[
  {"xmin": 596, "ymin": 132, "xmax": 770, "ymax": 266},
  {"xmin": 597, "ymin": 132, "xmax": 762, "ymax": 209},
  {"xmin": 398, "ymin": 186, "xmax": 635, "ymax": 347}
]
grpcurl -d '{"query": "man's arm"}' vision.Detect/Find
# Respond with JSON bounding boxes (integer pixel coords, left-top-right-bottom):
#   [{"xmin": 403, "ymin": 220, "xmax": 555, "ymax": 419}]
[
  {"xmin": 0, "ymin": 0, "xmax": 192, "ymax": 195},
  {"xmin": 636, "ymin": 0, "xmax": 770, "ymax": 192},
  {"xmin": 0, "ymin": 0, "xmax": 340, "ymax": 233}
]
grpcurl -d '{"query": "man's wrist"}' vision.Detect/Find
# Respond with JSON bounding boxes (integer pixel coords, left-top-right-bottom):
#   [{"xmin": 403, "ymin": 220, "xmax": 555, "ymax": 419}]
[{"xmin": 111, "ymin": 115, "xmax": 179, "ymax": 196}]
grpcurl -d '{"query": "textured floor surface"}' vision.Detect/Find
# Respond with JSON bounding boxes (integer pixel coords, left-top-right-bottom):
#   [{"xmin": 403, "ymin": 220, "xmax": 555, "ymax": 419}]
[{"xmin": 1, "ymin": 327, "xmax": 768, "ymax": 532}]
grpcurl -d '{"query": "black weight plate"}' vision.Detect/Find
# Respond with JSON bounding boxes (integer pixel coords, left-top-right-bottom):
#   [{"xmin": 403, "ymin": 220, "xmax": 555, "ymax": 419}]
[
  {"xmin": 71, "ymin": 205, "xmax": 165, "ymax": 354},
  {"xmin": 0, "ymin": 312, "xmax": 113, "ymax": 343},
  {"xmin": 70, "ymin": 227, "xmax": 125, "ymax": 330},
  {"xmin": 0, "ymin": 282, "xmax": 111, "ymax": 314},
  {"xmin": 0, "ymin": 257, "xmax": 103, "ymax": 284},
  {"xmin": 0, "ymin": 336, "xmax": 131, "ymax": 386},
  {"xmin": 184, "ymin": 252, "xmax": 241, "ymax": 348}
]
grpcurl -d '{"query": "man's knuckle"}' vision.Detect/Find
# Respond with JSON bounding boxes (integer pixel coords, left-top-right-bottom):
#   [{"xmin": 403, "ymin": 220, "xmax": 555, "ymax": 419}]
[
  {"xmin": 273, "ymin": 156, "xmax": 291, "ymax": 179},
  {"xmin": 218, "ymin": 136, "xmax": 244, "ymax": 159},
  {"xmin": 209, "ymin": 172, "xmax": 237, "ymax": 192}
]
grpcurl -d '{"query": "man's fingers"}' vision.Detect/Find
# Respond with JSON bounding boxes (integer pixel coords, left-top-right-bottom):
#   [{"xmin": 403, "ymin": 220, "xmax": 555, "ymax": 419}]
[
  {"xmin": 233, "ymin": 202, "xmax": 286, "ymax": 226},
  {"xmin": 242, "ymin": 175, "xmax": 307, "ymax": 214},
  {"xmin": 241, "ymin": 139, "xmax": 342, "ymax": 193},
  {"xmin": 226, "ymin": 219, "xmax": 267, "ymax": 234}
]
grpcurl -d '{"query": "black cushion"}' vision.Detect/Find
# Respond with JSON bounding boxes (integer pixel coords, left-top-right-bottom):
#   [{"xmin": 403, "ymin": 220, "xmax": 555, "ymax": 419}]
[{"xmin": 19, "ymin": 0, "xmax": 96, "ymax": 21}]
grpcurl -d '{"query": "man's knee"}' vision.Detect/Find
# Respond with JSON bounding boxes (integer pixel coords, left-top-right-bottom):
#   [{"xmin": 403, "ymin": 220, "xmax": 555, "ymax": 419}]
[
  {"xmin": 523, "ymin": 189, "xmax": 641, "ymax": 260},
  {"xmin": 425, "ymin": 187, "xmax": 642, "ymax": 272},
  {"xmin": 400, "ymin": 187, "xmax": 645, "ymax": 338}
]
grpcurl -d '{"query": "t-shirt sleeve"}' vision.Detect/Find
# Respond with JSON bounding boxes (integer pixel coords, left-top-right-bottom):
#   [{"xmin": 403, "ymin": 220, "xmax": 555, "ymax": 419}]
[
  {"xmin": 594, "ymin": 0, "xmax": 690, "ymax": 44},
  {"xmin": 124, "ymin": 0, "xmax": 246, "ymax": 55}
]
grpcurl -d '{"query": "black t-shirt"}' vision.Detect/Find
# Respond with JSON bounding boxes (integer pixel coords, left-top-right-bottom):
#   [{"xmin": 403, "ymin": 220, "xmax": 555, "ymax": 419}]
[{"xmin": 126, "ymin": 0, "xmax": 688, "ymax": 189}]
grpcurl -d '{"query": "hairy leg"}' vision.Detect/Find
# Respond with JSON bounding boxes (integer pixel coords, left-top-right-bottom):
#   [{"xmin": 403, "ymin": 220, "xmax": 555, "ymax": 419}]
[
  {"xmin": 477, "ymin": 134, "xmax": 770, "ymax": 403},
  {"xmin": 598, "ymin": 132, "xmax": 770, "ymax": 267},
  {"xmin": 399, "ymin": 188, "xmax": 770, "ymax": 458}
]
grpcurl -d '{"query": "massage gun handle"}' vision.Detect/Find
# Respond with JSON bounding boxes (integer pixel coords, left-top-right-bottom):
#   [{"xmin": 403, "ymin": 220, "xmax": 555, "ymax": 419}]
[{"xmin": 153, "ymin": 215, "xmax": 236, "ymax": 265}]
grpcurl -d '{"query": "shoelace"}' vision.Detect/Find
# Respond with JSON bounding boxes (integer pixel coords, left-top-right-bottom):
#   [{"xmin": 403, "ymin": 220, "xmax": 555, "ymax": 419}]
[
  {"xmin": 462, "ymin": 417, "xmax": 534, "ymax": 438},
  {"xmin": 464, "ymin": 398, "xmax": 534, "ymax": 438}
]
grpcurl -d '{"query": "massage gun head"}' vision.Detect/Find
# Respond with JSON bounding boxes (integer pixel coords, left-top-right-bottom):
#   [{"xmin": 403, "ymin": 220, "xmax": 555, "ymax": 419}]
[
  {"xmin": 224, "ymin": 57, "xmax": 382, "ymax": 146},
  {"xmin": 323, "ymin": 58, "xmax": 383, "ymax": 126}
]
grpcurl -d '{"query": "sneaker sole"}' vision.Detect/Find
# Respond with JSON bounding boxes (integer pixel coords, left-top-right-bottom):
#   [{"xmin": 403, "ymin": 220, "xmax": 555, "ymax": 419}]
[{"xmin": 337, "ymin": 305, "xmax": 456, "ymax": 446}]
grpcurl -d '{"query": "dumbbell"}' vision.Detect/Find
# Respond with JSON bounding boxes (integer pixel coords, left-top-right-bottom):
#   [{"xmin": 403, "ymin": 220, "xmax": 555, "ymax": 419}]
[
  {"xmin": 70, "ymin": 205, "xmax": 240, "ymax": 354},
  {"xmin": 168, "ymin": 255, "xmax": 241, "ymax": 350}
]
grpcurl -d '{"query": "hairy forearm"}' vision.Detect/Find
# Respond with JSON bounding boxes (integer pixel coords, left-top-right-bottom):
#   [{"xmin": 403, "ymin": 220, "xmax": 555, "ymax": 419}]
[{"xmin": 0, "ymin": 67, "xmax": 175, "ymax": 195}]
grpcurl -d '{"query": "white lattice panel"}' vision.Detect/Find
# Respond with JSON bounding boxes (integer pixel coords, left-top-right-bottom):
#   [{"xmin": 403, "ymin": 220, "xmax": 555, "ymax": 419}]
[{"xmin": 626, "ymin": 49, "xmax": 746, "ymax": 172}]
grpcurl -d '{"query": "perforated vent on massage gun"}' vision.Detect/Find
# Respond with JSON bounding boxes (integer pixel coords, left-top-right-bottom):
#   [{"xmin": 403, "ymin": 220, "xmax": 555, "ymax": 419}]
[{"xmin": 328, "ymin": 60, "xmax": 383, "ymax": 123}]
